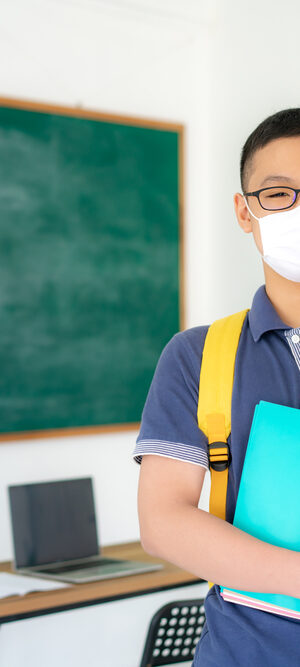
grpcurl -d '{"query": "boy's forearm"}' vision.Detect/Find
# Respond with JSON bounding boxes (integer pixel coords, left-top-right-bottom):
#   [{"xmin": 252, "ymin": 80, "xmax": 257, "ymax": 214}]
[{"xmin": 142, "ymin": 505, "xmax": 300, "ymax": 597}]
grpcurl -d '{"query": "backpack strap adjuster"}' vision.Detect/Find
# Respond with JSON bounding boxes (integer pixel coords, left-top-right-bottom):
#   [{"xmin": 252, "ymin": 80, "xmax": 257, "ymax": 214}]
[{"xmin": 208, "ymin": 442, "xmax": 231, "ymax": 472}]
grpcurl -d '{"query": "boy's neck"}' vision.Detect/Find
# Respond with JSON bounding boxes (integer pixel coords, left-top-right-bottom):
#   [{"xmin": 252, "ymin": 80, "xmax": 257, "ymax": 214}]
[{"xmin": 263, "ymin": 261, "xmax": 300, "ymax": 328}]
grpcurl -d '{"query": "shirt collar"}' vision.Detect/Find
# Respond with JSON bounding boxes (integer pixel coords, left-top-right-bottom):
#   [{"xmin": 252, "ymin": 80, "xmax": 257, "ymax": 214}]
[{"xmin": 249, "ymin": 284, "xmax": 292, "ymax": 343}]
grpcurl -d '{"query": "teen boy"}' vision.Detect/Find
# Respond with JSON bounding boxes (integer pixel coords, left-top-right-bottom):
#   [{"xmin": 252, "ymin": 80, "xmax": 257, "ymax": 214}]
[{"xmin": 133, "ymin": 108, "xmax": 300, "ymax": 665}]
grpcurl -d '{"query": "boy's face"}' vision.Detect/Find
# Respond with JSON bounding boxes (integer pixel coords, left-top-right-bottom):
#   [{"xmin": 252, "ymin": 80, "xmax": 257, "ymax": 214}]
[{"xmin": 234, "ymin": 135, "xmax": 300, "ymax": 256}]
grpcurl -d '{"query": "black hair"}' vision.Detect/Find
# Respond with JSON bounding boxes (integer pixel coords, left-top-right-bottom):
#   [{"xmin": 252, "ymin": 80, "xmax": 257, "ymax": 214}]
[{"xmin": 240, "ymin": 108, "xmax": 300, "ymax": 193}]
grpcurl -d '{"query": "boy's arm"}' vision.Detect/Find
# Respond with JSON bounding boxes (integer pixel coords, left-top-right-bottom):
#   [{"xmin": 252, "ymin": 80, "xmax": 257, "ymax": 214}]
[{"xmin": 138, "ymin": 454, "xmax": 300, "ymax": 598}]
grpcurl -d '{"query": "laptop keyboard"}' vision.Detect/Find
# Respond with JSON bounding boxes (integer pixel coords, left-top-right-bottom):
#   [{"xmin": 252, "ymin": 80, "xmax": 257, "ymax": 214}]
[{"xmin": 39, "ymin": 557, "xmax": 121, "ymax": 575}]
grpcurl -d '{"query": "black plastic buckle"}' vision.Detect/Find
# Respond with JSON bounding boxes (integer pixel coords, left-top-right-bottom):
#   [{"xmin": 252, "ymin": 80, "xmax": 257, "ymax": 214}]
[{"xmin": 208, "ymin": 442, "xmax": 231, "ymax": 472}]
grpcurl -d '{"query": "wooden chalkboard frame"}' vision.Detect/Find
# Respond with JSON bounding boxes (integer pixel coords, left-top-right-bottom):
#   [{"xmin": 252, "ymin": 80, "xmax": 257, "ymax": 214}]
[{"xmin": 0, "ymin": 96, "xmax": 185, "ymax": 442}]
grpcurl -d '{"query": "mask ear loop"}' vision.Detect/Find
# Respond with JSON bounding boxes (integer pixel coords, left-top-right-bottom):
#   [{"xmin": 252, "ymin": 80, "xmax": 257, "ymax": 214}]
[
  {"xmin": 243, "ymin": 195, "xmax": 266, "ymax": 259},
  {"xmin": 243, "ymin": 195, "xmax": 260, "ymax": 222}
]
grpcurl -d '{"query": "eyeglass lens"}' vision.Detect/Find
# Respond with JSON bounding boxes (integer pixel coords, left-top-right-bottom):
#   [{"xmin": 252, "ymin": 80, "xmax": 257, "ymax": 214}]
[{"xmin": 259, "ymin": 187, "xmax": 297, "ymax": 210}]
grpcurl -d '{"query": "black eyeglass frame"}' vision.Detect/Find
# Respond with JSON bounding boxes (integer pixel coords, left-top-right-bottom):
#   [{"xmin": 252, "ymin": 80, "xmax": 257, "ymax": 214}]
[{"xmin": 243, "ymin": 186, "xmax": 300, "ymax": 211}]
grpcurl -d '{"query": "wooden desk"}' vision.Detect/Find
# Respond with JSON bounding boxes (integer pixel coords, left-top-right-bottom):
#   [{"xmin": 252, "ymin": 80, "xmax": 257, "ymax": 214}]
[{"xmin": 0, "ymin": 541, "xmax": 204, "ymax": 624}]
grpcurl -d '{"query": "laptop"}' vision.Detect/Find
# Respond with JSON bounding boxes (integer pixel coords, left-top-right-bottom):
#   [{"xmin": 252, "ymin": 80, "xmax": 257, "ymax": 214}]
[{"xmin": 8, "ymin": 477, "xmax": 162, "ymax": 584}]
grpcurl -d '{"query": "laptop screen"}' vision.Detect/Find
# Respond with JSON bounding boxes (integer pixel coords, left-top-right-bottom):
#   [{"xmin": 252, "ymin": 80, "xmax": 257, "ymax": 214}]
[{"xmin": 8, "ymin": 478, "xmax": 99, "ymax": 568}]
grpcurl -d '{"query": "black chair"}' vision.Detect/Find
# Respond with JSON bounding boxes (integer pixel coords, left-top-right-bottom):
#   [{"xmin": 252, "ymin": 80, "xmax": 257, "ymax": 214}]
[{"xmin": 139, "ymin": 598, "xmax": 206, "ymax": 666}]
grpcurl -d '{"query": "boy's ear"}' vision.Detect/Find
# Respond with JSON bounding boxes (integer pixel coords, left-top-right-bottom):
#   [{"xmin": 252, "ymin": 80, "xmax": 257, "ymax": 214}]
[{"xmin": 233, "ymin": 193, "xmax": 253, "ymax": 233}]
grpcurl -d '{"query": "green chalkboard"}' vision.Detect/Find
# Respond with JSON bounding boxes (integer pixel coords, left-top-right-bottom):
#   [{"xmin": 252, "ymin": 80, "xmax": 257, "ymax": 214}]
[{"xmin": 0, "ymin": 100, "xmax": 183, "ymax": 436}]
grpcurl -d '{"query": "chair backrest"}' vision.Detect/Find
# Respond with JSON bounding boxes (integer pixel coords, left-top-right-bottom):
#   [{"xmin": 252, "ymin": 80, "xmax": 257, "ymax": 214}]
[{"xmin": 139, "ymin": 598, "xmax": 206, "ymax": 666}]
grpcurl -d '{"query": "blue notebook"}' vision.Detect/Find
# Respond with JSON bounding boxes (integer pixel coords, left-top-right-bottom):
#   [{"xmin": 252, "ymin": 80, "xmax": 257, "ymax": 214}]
[{"xmin": 220, "ymin": 400, "xmax": 300, "ymax": 619}]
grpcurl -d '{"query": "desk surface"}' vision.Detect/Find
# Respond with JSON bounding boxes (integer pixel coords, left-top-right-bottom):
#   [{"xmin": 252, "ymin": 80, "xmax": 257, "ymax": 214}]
[{"xmin": 0, "ymin": 541, "xmax": 204, "ymax": 623}]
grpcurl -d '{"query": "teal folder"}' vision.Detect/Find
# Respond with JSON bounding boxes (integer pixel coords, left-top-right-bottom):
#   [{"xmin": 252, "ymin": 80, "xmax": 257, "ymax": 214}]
[{"xmin": 220, "ymin": 400, "xmax": 300, "ymax": 619}]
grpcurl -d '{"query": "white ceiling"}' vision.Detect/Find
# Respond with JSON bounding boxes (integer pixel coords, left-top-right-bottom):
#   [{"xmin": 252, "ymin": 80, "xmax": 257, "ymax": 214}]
[{"xmin": 49, "ymin": 0, "xmax": 218, "ymax": 25}]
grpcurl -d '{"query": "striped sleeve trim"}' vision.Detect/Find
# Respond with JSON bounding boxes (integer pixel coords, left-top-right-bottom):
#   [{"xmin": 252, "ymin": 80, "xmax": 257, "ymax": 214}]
[{"xmin": 132, "ymin": 439, "xmax": 209, "ymax": 469}]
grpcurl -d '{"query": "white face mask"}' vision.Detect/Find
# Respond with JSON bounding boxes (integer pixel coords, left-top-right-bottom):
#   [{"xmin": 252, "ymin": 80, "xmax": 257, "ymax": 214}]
[{"xmin": 244, "ymin": 197, "xmax": 300, "ymax": 282}]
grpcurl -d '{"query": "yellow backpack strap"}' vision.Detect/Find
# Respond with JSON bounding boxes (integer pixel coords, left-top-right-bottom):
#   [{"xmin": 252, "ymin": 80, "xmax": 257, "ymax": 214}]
[{"xmin": 197, "ymin": 308, "xmax": 249, "ymax": 589}]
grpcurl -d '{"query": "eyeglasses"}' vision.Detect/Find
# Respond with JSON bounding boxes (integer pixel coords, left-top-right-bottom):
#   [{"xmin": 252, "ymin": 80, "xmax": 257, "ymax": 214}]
[{"xmin": 243, "ymin": 186, "xmax": 300, "ymax": 211}]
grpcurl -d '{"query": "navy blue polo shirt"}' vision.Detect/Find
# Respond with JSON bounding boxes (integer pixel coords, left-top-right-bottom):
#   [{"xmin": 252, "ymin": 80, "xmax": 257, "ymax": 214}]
[{"xmin": 133, "ymin": 284, "xmax": 300, "ymax": 666}]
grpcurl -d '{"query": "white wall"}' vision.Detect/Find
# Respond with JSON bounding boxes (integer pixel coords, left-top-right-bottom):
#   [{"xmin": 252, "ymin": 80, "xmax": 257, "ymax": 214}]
[
  {"xmin": 202, "ymin": 0, "xmax": 300, "ymax": 320},
  {"xmin": 0, "ymin": 0, "xmax": 300, "ymax": 561},
  {"xmin": 0, "ymin": 0, "xmax": 213, "ymax": 560}
]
